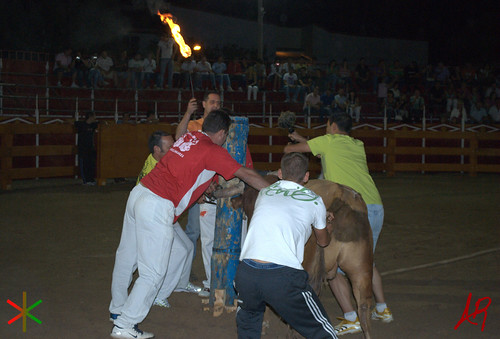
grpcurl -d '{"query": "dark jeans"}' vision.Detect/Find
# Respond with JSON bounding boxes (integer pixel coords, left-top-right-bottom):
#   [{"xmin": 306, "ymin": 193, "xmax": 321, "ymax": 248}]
[
  {"xmin": 78, "ymin": 148, "xmax": 96, "ymax": 183},
  {"xmin": 234, "ymin": 260, "xmax": 337, "ymax": 339}
]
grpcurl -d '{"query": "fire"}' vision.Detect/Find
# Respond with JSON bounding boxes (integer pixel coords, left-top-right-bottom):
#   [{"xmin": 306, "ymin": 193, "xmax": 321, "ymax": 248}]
[{"xmin": 157, "ymin": 11, "xmax": 192, "ymax": 58}]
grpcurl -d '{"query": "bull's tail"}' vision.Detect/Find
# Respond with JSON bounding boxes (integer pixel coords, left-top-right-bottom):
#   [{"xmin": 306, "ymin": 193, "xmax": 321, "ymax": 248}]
[{"xmin": 308, "ymin": 245, "xmax": 325, "ymax": 295}]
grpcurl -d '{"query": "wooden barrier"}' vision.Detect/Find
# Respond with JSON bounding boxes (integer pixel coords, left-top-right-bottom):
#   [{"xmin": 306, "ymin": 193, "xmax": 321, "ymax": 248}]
[
  {"xmin": 96, "ymin": 123, "xmax": 176, "ymax": 185},
  {"xmin": 0, "ymin": 123, "xmax": 76, "ymax": 190},
  {"xmin": 1, "ymin": 121, "xmax": 499, "ymax": 190}
]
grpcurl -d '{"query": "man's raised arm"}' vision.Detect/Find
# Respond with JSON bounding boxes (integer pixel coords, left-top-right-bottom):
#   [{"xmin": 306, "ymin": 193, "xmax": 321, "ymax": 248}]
[{"xmin": 175, "ymin": 98, "xmax": 198, "ymax": 140}]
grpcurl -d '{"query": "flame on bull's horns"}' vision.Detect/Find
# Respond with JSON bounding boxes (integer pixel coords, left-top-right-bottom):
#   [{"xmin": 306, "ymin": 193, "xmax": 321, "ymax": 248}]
[{"xmin": 157, "ymin": 11, "xmax": 192, "ymax": 58}]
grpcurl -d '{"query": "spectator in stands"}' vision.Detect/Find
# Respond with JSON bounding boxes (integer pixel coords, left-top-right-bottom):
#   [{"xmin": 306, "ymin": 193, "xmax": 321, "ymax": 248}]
[
  {"xmin": 404, "ymin": 61, "xmax": 420, "ymax": 91},
  {"xmin": 96, "ymin": 50, "xmax": 117, "ymax": 87},
  {"xmin": 307, "ymin": 58, "xmax": 322, "ymax": 89},
  {"xmin": 396, "ymin": 93, "xmax": 410, "ymax": 122},
  {"xmin": 255, "ymin": 58, "xmax": 267, "ymax": 90},
  {"xmin": 142, "ymin": 52, "xmax": 157, "ymax": 89},
  {"xmin": 180, "ymin": 56, "xmax": 197, "ymax": 90},
  {"xmin": 338, "ymin": 59, "xmax": 352, "ymax": 88},
  {"xmin": 75, "ymin": 111, "xmax": 98, "ymax": 185},
  {"xmin": 320, "ymin": 88, "xmax": 335, "ymax": 121},
  {"xmin": 141, "ymin": 110, "xmax": 159, "ymax": 124},
  {"xmin": 283, "ymin": 68, "xmax": 300, "ymax": 103},
  {"xmin": 488, "ymin": 101, "xmax": 500, "ymax": 123},
  {"xmin": 423, "ymin": 64, "xmax": 435, "ymax": 90},
  {"xmin": 195, "ymin": 56, "xmax": 217, "ymax": 90},
  {"xmin": 486, "ymin": 93, "xmax": 499, "ymax": 122},
  {"xmin": 409, "ymin": 89, "xmax": 425, "ymax": 122},
  {"xmin": 389, "ymin": 82, "xmax": 401, "ymax": 100},
  {"xmin": 478, "ymin": 63, "xmax": 494, "ymax": 85},
  {"xmin": 88, "ymin": 53, "xmax": 103, "ymax": 89},
  {"xmin": 73, "ymin": 51, "xmax": 90, "ymax": 88},
  {"xmin": 355, "ymin": 57, "xmax": 371, "ymax": 91},
  {"xmin": 450, "ymin": 65, "xmax": 462, "ymax": 86},
  {"xmin": 389, "ymin": 60, "xmax": 404, "ymax": 87},
  {"xmin": 298, "ymin": 67, "xmax": 313, "ymax": 102},
  {"xmin": 434, "ymin": 62, "xmax": 450, "ymax": 83},
  {"xmin": 156, "ymin": 32, "xmax": 177, "ymax": 89},
  {"xmin": 372, "ymin": 59, "xmax": 388, "ymax": 94},
  {"xmin": 377, "ymin": 78, "xmax": 388, "ymax": 108},
  {"xmin": 115, "ymin": 50, "xmax": 130, "ymax": 88},
  {"xmin": 470, "ymin": 101, "xmax": 488, "ymax": 123},
  {"xmin": 384, "ymin": 90, "xmax": 398, "ymax": 121},
  {"xmin": 246, "ymin": 61, "xmax": 258, "ymax": 101},
  {"xmin": 172, "ymin": 57, "xmax": 182, "ymax": 88},
  {"xmin": 213, "ymin": 56, "xmax": 233, "ymax": 92},
  {"xmin": 449, "ymin": 100, "xmax": 467, "ymax": 124},
  {"xmin": 347, "ymin": 90, "xmax": 362, "ymax": 123},
  {"xmin": 485, "ymin": 82, "xmax": 500, "ymax": 98},
  {"xmin": 334, "ymin": 87, "xmax": 348, "ymax": 113},
  {"xmin": 54, "ymin": 47, "xmax": 76, "ymax": 87},
  {"xmin": 461, "ymin": 63, "xmax": 477, "ymax": 86},
  {"xmin": 228, "ymin": 56, "xmax": 246, "ymax": 91},
  {"xmin": 117, "ymin": 112, "xmax": 136, "ymax": 124},
  {"xmin": 429, "ymin": 82, "xmax": 446, "ymax": 121},
  {"xmin": 326, "ymin": 59, "xmax": 339, "ymax": 91},
  {"xmin": 303, "ymin": 86, "xmax": 321, "ymax": 120},
  {"xmin": 267, "ymin": 58, "xmax": 282, "ymax": 92},
  {"xmin": 128, "ymin": 53, "xmax": 144, "ymax": 90},
  {"xmin": 445, "ymin": 83, "xmax": 458, "ymax": 114}
]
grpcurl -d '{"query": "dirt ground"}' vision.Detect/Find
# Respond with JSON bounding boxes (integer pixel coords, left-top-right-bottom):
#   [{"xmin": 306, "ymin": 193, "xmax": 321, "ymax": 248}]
[{"xmin": 0, "ymin": 173, "xmax": 499, "ymax": 339}]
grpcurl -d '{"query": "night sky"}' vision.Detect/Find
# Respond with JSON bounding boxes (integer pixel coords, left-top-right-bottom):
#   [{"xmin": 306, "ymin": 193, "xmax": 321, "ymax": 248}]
[{"xmin": 1, "ymin": 0, "xmax": 498, "ymax": 65}]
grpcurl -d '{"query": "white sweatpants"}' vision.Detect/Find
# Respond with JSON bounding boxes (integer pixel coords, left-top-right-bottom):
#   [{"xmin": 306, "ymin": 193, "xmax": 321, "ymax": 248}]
[
  {"xmin": 109, "ymin": 184, "xmax": 174, "ymax": 328},
  {"xmin": 199, "ymin": 202, "xmax": 217, "ymax": 289},
  {"xmin": 155, "ymin": 223, "xmax": 194, "ymax": 300}
]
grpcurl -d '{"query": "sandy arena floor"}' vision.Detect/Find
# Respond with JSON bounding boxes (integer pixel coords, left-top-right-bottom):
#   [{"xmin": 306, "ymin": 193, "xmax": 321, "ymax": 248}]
[{"xmin": 0, "ymin": 173, "xmax": 499, "ymax": 339}]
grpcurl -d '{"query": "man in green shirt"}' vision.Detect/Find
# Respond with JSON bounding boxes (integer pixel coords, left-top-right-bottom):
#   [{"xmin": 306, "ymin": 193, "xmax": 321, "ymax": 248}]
[{"xmin": 284, "ymin": 113, "xmax": 393, "ymax": 336}]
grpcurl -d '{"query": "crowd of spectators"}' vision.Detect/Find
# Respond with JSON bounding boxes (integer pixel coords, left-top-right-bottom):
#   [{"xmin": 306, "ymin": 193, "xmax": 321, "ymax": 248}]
[{"xmin": 51, "ymin": 43, "xmax": 500, "ymax": 124}]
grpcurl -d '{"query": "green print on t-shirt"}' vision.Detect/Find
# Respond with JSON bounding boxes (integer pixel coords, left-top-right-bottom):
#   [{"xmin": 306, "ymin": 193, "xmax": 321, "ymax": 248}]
[{"xmin": 264, "ymin": 182, "xmax": 318, "ymax": 202}]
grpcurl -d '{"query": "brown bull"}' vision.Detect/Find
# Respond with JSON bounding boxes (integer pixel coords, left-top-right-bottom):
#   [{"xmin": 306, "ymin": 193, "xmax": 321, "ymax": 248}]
[{"xmin": 232, "ymin": 176, "xmax": 374, "ymax": 339}]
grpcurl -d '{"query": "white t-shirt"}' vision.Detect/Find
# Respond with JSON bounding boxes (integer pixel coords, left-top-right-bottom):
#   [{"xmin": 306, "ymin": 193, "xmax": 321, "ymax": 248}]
[
  {"xmin": 283, "ymin": 72, "xmax": 297, "ymax": 86},
  {"xmin": 96, "ymin": 56, "xmax": 113, "ymax": 72},
  {"xmin": 240, "ymin": 180, "xmax": 326, "ymax": 270},
  {"xmin": 158, "ymin": 38, "xmax": 175, "ymax": 59}
]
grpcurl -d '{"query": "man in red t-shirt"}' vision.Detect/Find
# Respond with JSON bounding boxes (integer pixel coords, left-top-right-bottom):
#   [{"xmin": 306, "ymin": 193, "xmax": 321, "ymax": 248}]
[{"xmin": 109, "ymin": 110, "xmax": 269, "ymax": 339}]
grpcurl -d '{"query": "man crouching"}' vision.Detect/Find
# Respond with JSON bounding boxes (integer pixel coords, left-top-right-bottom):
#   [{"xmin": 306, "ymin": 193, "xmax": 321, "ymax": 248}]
[{"xmin": 234, "ymin": 152, "xmax": 337, "ymax": 339}]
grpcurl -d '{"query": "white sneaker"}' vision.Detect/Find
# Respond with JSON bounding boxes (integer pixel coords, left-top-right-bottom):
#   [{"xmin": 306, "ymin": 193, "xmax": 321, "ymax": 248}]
[
  {"xmin": 198, "ymin": 287, "xmax": 210, "ymax": 298},
  {"xmin": 110, "ymin": 325, "xmax": 154, "ymax": 338},
  {"xmin": 71, "ymin": 83, "xmax": 79, "ymax": 88},
  {"xmin": 174, "ymin": 282, "xmax": 202, "ymax": 294},
  {"xmin": 153, "ymin": 298, "xmax": 170, "ymax": 308},
  {"xmin": 227, "ymin": 86, "xmax": 234, "ymax": 92}
]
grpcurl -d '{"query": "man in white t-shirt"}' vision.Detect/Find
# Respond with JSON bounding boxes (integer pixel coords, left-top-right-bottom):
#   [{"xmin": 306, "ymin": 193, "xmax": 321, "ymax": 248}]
[
  {"xmin": 235, "ymin": 152, "xmax": 337, "ymax": 339},
  {"xmin": 156, "ymin": 33, "xmax": 177, "ymax": 88},
  {"xmin": 96, "ymin": 50, "xmax": 117, "ymax": 86}
]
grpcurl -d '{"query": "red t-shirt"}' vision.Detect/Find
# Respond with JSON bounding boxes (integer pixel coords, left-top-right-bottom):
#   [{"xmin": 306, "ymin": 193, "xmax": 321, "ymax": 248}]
[{"xmin": 141, "ymin": 131, "xmax": 242, "ymax": 222}]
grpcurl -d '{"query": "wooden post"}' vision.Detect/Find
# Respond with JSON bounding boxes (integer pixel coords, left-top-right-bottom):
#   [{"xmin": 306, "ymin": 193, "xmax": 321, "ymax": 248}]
[
  {"xmin": 469, "ymin": 133, "xmax": 478, "ymax": 177},
  {"xmin": 211, "ymin": 116, "xmax": 248, "ymax": 309},
  {"xmin": 386, "ymin": 130, "xmax": 396, "ymax": 176},
  {"xmin": 0, "ymin": 125, "xmax": 14, "ymax": 190}
]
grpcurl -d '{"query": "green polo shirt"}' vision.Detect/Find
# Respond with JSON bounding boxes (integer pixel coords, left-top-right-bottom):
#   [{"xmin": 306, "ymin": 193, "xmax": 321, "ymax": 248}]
[{"xmin": 307, "ymin": 134, "xmax": 382, "ymax": 205}]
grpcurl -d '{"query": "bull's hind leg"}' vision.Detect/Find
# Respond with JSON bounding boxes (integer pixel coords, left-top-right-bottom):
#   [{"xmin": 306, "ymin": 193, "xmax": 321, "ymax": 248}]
[
  {"xmin": 348, "ymin": 267, "xmax": 373, "ymax": 339},
  {"xmin": 338, "ymin": 242, "xmax": 373, "ymax": 339}
]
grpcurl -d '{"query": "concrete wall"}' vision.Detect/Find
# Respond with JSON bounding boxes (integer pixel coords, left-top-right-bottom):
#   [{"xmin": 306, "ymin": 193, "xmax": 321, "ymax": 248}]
[{"xmin": 145, "ymin": 5, "xmax": 428, "ymax": 66}]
